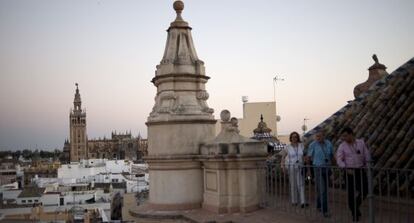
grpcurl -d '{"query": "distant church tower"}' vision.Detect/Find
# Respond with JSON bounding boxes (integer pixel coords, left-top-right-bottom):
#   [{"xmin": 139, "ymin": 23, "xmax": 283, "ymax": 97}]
[{"xmin": 69, "ymin": 83, "xmax": 88, "ymax": 162}]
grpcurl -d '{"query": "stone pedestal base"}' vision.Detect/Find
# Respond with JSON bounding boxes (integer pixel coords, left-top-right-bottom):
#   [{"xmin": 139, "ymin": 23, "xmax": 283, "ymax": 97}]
[
  {"xmin": 146, "ymin": 156, "xmax": 204, "ymax": 210},
  {"xmin": 201, "ymin": 157, "xmax": 266, "ymax": 214}
]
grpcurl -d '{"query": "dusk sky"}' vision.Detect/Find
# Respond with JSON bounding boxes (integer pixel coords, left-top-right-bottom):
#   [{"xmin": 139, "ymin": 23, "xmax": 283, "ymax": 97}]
[{"xmin": 0, "ymin": 0, "xmax": 413, "ymax": 150}]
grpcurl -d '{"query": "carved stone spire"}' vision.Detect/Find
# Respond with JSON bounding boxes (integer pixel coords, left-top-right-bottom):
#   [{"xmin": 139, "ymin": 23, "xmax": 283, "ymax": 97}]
[
  {"xmin": 148, "ymin": 0, "xmax": 213, "ymax": 122},
  {"xmin": 354, "ymin": 54, "xmax": 388, "ymax": 98},
  {"xmin": 73, "ymin": 83, "xmax": 82, "ymax": 111},
  {"xmin": 145, "ymin": 1, "xmax": 216, "ymax": 210},
  {"xmin": 157, "ymin": 0, "xmax": 202, "ymax": 74}
]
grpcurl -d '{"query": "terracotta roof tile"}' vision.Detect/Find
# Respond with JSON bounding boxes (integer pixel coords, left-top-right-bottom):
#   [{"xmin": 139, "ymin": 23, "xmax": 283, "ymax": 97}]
[
  {"xmin": 304, "ymin": 57, "xmax": 414, "ymax": 192},
  {"xmin": 304, "ymin": 57, "xmax": 414, "ymax": 171}
]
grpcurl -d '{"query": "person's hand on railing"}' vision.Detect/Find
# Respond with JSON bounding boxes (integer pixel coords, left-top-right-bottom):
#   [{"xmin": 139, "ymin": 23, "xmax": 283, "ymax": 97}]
[
  {"xmin": 306, "ymin": 173, "xmax": 311, "ymax": 181},
  {"xmin": 304, "ymin": 156, "xmax": 310, "ymax": 164},
  {"xmin": 306, "ymin": 168, "xmax": 311, "ymax": 180}
]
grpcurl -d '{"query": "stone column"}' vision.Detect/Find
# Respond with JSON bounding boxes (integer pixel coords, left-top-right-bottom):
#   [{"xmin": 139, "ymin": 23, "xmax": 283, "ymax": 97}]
[{"xmin": 145, "ymin": 1, "xmax": 216, "ymax": 210}]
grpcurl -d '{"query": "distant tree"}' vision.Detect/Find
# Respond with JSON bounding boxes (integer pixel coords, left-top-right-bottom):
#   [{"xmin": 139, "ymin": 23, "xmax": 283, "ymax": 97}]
[
  {"xmin": 22, "ymin": 149, "xmax": 32, "ymax": 159},
  {"xmin": 53, "ymin": 149, "xmax": 62, "ymax": 160},
  {"xmin": 0, "ymin": 149, "xmax": 63, "ymax": 160},
  {"xmin": 33, "ymin": 149, "xmax": 40, "ymax": 161},
  {"xmin": 13, "ymin": 150, "xmax": 21, "ymax": 159},
  {"xmin": 39, "ymin": 150, "xmax": 45, "ymax": 158},
  {"xmin": 0, "ymin": 150, "xmax": 12, "ymax": 159}
]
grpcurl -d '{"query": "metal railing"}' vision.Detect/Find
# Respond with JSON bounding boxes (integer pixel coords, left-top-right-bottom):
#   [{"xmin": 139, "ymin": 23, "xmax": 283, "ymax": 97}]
[{"xmin": 258, "ymin": 162, "xmax": 414, "ymax": 223}]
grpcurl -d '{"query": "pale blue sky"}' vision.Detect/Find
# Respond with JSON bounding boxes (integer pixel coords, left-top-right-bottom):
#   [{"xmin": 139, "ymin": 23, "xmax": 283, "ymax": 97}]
[{"xmin": 0, "ymin": 0, "xmax": 413, "ymax": 150}]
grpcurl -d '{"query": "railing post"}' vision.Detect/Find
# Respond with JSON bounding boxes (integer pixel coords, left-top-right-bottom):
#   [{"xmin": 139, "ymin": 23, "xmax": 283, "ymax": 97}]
[{"xmin": 367, "ymin": 161, "xmax": 375, "ymax": 223}]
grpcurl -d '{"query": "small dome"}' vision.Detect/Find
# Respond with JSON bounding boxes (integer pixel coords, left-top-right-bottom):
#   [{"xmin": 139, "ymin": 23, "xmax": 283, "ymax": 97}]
[{"xmin": 253, "ymin": 115, "xmax": 272, "ymax": 134}]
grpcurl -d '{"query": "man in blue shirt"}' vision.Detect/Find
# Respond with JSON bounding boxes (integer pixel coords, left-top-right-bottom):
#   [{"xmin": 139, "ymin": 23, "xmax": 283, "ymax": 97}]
[{"xmin": 306, "ymin": 130, "xmax": 333, "ymax": 217}]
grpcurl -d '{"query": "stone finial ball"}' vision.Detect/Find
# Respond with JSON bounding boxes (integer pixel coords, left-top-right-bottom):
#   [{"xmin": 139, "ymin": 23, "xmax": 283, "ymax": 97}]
[
  {"xmin": 173, "ymin": 1, "xmax": 184, "ymax": 12},
  {"xmin": 230, "ymin": 117, "xmax": 238, "ymax": 126},
  {"xmin": 220, "ymin": 110, "xmax": 231, "ymax": 122}
]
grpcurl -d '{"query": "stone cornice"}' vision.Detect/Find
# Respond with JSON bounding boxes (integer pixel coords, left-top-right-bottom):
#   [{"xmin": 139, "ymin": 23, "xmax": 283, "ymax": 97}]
[
  {"xmin": 144, "ymin": 153, "xmax": 266, "ymax": 171},
  {"xmin": 146, "ymin": 119, "xmax": 216, "ymax": 126},
  {"xmin": 144, "ymin": 154, "xmax": 267, "ymax": 161},
  {"xmin": 151, "ymin": 73, "xmax": 210, "ymax": 84}
]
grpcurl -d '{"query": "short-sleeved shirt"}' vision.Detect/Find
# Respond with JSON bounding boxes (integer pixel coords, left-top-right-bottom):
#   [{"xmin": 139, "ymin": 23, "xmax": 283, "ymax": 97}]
[
  {"xmin": 336, "ymin": 139, "xmax": 371, "ymax": 168},
  {"xmin": 307, "ymin": 140, "xmax": 334, "ymax": 166}
]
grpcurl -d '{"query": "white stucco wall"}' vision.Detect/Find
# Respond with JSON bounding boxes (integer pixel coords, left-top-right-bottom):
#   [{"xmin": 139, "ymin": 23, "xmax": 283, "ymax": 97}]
[
  {"xmin": 16, "ymin": 196, "xmax": 41, "ymax": 205},
  {"xmin": 1, "ymin": 189, "xmax": 21, "ymax": 201},
  {"xmin": 58, "ymin": 164, "xmax": 106, "ymax": 179},
  {"xmin": 41, "ymin": 193, "xmax": 60, "ymax": 206},
  {"xmin": 58, "ymin": 159, "xmax": 130, "ymax": 180}
]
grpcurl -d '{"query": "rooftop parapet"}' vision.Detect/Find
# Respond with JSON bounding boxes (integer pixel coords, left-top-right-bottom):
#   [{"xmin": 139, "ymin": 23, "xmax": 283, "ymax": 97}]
[{"xmin": 200, "ymin": 110, "xmax": 267, "ymax": 156}]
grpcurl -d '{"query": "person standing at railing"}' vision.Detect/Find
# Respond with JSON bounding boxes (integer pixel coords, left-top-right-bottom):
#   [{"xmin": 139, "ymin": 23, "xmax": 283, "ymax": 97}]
[
  {"xmin": 336, "ymin": 127, "xmax": 371, "ymax": 222},
  {"xmin": 306, "ymin": 130, "xmax": 334, "ymax": 218},
  {"xmin": 281, "ymin": 131, "xmax": 308, "ymax": 208}
]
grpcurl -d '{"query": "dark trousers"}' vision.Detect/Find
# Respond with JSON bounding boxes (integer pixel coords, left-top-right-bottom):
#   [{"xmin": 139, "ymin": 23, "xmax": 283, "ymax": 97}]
[
  {"xmin": 314, "ymin": 167, "xmax": 329, "ymax": 214},
  {"xmin": 346, "ymin": 169, "xmax": 368, "ymax": 219}
]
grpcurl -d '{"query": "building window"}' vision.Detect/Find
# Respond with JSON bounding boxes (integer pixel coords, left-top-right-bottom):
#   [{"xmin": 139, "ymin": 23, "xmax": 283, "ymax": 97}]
[
  {"xmin": 22, "ymin": 200, "xmax": 26, "ymax": 203},
  {"xmin": 34, "ymin": 200, "xmax": 39, "ymax": 202},
  {"xmin": 28, "ymin": 200, "xmax": 32, "ymax": 203}
]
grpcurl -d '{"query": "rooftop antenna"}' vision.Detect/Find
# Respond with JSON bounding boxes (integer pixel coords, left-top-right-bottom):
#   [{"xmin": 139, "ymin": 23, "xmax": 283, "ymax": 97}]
[
  {"xmin": 273, "ymin": 75, "xmax": 285, "ymax": 103},
  {"xmin": 302, "ymin": 118, "xmax": 310, "ymax": 135},
  {"xmin": 273, "ymin": 75, "xmax": 285, "ymax": 135}
]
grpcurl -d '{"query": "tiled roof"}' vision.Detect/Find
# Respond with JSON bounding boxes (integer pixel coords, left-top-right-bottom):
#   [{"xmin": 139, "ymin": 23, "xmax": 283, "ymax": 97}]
[{"xmin": 304, "ymin": 57, "xmax": 414, "ymax": 170}]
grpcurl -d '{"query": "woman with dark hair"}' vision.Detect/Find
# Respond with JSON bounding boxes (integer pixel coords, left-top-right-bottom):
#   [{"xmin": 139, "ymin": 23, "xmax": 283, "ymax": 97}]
[{"xmin": 281, "ymin": 131, "xmax": 307, "ymax": 208}]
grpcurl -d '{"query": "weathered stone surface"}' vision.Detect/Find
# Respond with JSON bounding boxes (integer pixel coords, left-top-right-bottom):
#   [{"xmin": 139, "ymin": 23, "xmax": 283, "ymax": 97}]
[
  {"xmin": 145, "ymin": 1, "xmax": 216, "ymax": 210},
  {"xmin": 200, "ymin": 110, "xmax": 267, "ymax": 214},
  {"xmin": 144, "ymin": 1, "xmax": 268, "ymax": 214},
  {"xmin": 147, "ymin": 1, "xmax": 214, "ymax": 124}
]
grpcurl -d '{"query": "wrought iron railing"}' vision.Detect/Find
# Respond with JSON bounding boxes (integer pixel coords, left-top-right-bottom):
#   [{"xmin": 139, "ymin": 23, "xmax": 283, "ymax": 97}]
[{"xmin": 258, "ymin": 162, "xmax": 414, "ymax": 223}]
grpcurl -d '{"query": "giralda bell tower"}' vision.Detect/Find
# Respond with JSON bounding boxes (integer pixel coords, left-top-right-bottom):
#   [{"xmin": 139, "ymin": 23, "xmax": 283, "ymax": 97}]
[{"xmin": 69, "ymin": 83, "xmax": 88, "ymax": 162}]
